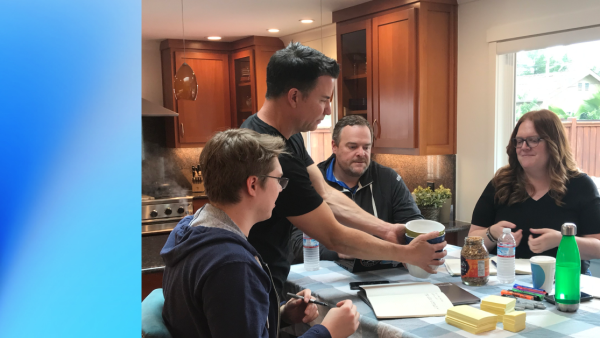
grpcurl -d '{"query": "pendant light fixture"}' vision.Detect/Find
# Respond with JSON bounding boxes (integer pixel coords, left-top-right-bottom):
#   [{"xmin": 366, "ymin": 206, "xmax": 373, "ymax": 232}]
[{"xmin": 173, "ymin": 0, "xmax": 198, "ymax": 101}]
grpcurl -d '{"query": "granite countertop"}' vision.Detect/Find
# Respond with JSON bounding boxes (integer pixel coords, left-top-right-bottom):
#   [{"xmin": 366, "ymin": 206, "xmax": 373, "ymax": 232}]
[
  {"xmin": 142, "ymin": 234, "xmax": 168, "ymax": 274},
  {"xmin": 442, "ymin": 220, "xmax": 471, "ymax": 233}
]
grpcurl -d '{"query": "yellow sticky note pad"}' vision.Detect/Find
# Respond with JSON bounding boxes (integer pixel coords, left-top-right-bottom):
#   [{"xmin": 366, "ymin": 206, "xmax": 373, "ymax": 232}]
[
  {"xmin": 446, "ymin": 316, "xmax": 496, "ymax": 334},
  {"xmin": 447, "ymin": 305, "xmax": 498, "ymax": 325},
  {"xmin": 481, "ymin": 295, "xmax": 516, "ymax": 311},
  {"xmin": 446, "ymin": 305, "xmax": 499, "ymax": 334},
  {"xmin": 502, "ymin": 311, "xmax": 526, "ymax": 333}
]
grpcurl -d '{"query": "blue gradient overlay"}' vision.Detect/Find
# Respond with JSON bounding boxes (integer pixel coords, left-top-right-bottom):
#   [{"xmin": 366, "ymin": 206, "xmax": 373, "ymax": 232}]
[{"xmin": 0, "ymin": 1, "xmax": 140, "ymax": 336}]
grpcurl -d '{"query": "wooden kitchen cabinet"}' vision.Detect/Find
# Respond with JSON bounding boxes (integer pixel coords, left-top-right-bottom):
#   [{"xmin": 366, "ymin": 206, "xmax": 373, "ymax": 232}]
[
  {"xmin": 230, "ymin": 49, "xmax": 257, "ymax": 127},
  {"xmin": 334, "ymin": 0, "xmax": 457, "ymax": 155},
  {"xmin": 337, "ymin": 18, "xmax": 372, "ymax": 122},
  {"xmin": 229, "ymin": 37, "xmax": 284, "ymax": 128},
  {"xmin": 161, "ymin": 37, "xmax": 283, "ymax": 147},
  {"xmin": 161, "ymin": 45, "xmax": 231, "ymax": 148}
]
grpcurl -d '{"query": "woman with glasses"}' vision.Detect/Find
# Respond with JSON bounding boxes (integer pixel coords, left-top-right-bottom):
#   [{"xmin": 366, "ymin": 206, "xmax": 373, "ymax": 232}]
[{"xmin": 469, "ymin": 109, "xmax": 600, "ymax": 275}]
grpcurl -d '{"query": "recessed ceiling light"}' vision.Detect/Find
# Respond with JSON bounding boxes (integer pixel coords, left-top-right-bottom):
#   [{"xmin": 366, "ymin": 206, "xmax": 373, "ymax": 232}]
[
  {"xmin": 207, "ymin": 36, "xmax": 221, "ymax": 40},
  {"xmin": 267, "ymin": 29, "xmax": 279, "ymax": 33},
  {"xmin": 300, "ymin": 19, "xmax": 314, "ymax": 24}
]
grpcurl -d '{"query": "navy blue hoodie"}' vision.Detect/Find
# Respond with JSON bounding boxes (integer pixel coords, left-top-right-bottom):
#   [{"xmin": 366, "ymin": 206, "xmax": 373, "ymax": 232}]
[{"xmin": 161, "ymin": 204, "xmax": 331, "ymax": 338}]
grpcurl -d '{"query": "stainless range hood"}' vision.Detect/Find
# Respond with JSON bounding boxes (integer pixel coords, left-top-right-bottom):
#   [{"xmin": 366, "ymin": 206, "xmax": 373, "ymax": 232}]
[{"xmin": 142, "ymin": 98, "xmax": 178, "ymax": 117}]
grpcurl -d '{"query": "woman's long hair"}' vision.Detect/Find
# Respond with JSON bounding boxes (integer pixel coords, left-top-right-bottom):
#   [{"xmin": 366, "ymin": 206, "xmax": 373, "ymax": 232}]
[{"xmin": 493, "ymin": 109, "xmax": 579, "ymax": 206}]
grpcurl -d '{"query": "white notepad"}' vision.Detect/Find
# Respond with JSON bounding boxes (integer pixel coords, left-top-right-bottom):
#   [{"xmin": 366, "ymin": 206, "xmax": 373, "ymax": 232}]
[
  {"xmin": 445, "ymin": 259, "xmax": 497, "ymax": 276},
  {"xmin": 361, "ymin": 282, "xmax": 454, "ymax": 318},
  {"xmin": 491, "ymin": 257, "xmax": 532, "ymax": 274},
  {"xmin": 581, "ymin": 274, "xmax": 600, "ymax": 299}
]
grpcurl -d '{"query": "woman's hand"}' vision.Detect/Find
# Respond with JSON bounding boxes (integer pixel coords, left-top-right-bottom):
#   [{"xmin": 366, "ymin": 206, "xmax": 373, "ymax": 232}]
[
  {"xmin": 281, "ymin": 289, "xmax": 319, "ymax": 324},
  {"xmin": 490, "ymin": 221, "xmax": 523, "ymax": 247},
  {"xmin": 528, "ymin": 228, "xmax": 562, "ymax": 253}
]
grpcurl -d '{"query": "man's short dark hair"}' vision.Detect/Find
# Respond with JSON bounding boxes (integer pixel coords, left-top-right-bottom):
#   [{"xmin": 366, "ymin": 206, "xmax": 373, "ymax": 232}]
[
  {"xmin": 332, "ymin": 115, "xmax": 374, "ymax": 146},
  {"xmin": 265, "ymin": 42, "xmax": 340, "ymax": 99}
]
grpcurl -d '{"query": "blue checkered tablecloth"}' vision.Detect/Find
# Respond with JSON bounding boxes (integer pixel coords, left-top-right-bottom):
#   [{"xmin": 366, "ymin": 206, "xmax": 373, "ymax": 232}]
[{"xmin": 283, "ymin": 245, "xmax": 600, "ymax": 338}]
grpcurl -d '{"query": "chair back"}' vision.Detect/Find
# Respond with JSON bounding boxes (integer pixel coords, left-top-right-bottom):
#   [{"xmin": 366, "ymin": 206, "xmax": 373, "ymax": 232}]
[{"xmin": 142, "ymin": 288, "xmax": 172, "ymax": 338}]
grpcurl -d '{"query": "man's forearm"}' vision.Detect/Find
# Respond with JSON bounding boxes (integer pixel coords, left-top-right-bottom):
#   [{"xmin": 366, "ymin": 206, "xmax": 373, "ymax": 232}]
[
  {"xmin": 323, "ymin": 185, "xmax": 390, "ymax": 238},
  {"xmin": 329, "ymin": 225, "xmax": 408, "ymax": 262},
  {"xmin": 576, "ymin": 236, "xmax": 600, "ymax": 261}
]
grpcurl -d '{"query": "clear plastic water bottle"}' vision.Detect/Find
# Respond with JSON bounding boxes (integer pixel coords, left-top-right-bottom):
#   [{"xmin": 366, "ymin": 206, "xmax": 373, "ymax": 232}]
[
  {"xmin": 496, "ymin": 228, "xmax": 516, "ymax": 284},
  {"xmin": 303, "ymin": 232, "xmax": 320, "ymax": 271}
]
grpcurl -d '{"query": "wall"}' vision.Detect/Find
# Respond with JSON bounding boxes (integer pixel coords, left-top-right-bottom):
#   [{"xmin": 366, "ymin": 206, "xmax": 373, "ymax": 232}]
[
  {"xmin": 142, "ymin": 117, "xmax": 201, "ymax": 197},
  {"xmin": 280, "ymin": 23, "xmax": 337, "ymax": 60},
  {"xmin": 456, "ymin": 0, "xmax": 600, "ymax": 222},
  {"xmin": 373, "ymin": 154, "xmax": 457, "ymax": 217}
]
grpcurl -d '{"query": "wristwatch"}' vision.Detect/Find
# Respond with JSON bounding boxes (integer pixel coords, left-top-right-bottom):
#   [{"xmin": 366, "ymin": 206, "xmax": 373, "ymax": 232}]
[{"xmin": 486, "ymin": 227, "xmax": 498, "ymax": 243}]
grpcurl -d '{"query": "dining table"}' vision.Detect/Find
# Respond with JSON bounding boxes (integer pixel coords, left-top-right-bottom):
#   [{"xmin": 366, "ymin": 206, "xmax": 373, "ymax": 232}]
[{"xmin": 282, "ymin": 244, "xmax": 600, "ymax": 338}]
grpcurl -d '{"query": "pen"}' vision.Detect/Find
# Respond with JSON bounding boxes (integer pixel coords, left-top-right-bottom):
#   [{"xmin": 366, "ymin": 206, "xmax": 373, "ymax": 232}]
[
  {"xmin": 287, "ymin": 293, "xmax": 331, "ymax": 307},
  {"xmin": 501, "ymin": 289, "xmax": 534, "ymax": 300},
  {"xmin": 513, "ymin": 284, "xmax": 547, "ymax": 295},
  {"xmin": 509, "ymin": 288, "xmax": 543, "ymax": 301}
]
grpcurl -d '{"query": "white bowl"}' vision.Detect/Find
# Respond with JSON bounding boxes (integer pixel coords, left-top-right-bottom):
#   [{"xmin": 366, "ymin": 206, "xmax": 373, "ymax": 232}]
[
  {"xmin": 405, "ymin": 263, "xmax": 439, "ymax": 279},
  {"xmin": 406, "ymin": 219, "xmax": 445, "ymax": 237}
]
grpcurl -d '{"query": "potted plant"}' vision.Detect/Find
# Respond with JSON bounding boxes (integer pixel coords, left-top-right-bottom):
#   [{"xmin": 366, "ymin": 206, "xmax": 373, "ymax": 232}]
[{"xmin": 412, "ymin": 185, "xmax": 451, "ymax": 222}]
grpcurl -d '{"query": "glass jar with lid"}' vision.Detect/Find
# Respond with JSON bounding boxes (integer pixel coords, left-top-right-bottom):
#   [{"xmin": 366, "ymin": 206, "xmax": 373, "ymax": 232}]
[{"xmin": 461, "ymin": 236, "xmax": 489, "ymax": 286}]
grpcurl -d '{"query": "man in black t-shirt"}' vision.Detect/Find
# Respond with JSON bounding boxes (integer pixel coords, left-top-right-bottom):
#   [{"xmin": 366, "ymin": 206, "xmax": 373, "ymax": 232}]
[{"xmin": 241, "ymin": 42, "xmax": 447, "ymax": 295}]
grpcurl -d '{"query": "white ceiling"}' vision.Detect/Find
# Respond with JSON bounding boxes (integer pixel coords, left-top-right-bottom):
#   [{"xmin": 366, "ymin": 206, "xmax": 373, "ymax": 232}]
[{"xmin": 142, "ymin": 0, "xmax": 371, "ymax": 42}]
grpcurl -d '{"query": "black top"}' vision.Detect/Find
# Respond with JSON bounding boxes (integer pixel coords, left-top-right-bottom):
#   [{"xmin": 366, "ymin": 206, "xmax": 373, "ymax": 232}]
[
  {"xmin": 289, "ymin": 155, "xmax": 422, "ymax": 264},
  {"xmin": 471, "ymin": 173, "xmax": 600, "ymax": 274},
  {"xmin": 241, "ymin": 114, "xmax": 324, "ymax": 296}
]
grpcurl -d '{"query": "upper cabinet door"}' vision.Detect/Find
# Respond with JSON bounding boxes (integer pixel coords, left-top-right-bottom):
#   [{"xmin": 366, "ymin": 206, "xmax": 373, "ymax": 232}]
[
  {"xmin": 337, "ymin": 19, "xmax": 372, "ymax": 124},
  {"xmin": 230, "ymin": 49, "xmax": 257, "ymax": 127},
  {"xmin": 372, "ymin": 8, "xmax": 417, "ymax": 150},
  {"xmin": 174, "ymin": 51, "xmax": 231, "ymax": 145}
]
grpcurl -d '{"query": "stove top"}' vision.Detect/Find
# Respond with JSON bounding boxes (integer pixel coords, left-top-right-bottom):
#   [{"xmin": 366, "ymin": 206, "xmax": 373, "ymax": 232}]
[{"xmin": 142, "ymin": 195, "xmax": 193, "ymax": 234}]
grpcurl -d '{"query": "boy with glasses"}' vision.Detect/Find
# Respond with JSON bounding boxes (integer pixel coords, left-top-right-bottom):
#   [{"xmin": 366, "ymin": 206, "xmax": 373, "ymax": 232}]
[{"xmin": 160, "ymin": 129, "xmax": 359, "ymax": 338}]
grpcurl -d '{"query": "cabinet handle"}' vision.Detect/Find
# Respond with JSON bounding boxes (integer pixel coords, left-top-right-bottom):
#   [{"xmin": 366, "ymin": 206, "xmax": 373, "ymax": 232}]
[
  {"xmin": 373, "ymin": 119, "xmax": 378, "ymax": 140},
  {"xmin": 181, "ymin": 123, "xmax": 185, "ymax": 136}
]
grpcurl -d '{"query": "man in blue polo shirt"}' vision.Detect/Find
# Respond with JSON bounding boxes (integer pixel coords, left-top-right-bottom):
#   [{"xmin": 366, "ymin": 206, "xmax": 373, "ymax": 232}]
[{"xmin": 290, "ymin": 115, "xmax": 423, "ymax": 263}]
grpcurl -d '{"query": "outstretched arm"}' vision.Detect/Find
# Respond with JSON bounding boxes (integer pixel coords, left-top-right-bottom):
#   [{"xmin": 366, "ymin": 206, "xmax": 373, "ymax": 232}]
[
  {"xmin": 288, "ymin": 202, "xmax": 446, "ymax": 274},
  {"xmin": 306, "ymin": 164, "xmax": 405, "ymax": 243}
]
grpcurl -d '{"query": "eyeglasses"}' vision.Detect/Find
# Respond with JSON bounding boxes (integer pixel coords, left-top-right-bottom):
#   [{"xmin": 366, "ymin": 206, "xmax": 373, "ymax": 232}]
[
  {"xmin": 512, "ymin": 136, "xmax": 543, "ymax": 148},
  {"xmin": 259, "ymin": 175, "xmax": 289, "ymax": 189}
]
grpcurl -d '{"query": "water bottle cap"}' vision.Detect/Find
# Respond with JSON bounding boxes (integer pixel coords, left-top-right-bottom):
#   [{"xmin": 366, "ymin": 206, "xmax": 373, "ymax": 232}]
[
  {"xmin": 503, "ymin": 228, "xmax": 511, "ymax": 234},
  {"xmin": 561, "ymin": 223, "xmax": 577, "ymax": 236}
]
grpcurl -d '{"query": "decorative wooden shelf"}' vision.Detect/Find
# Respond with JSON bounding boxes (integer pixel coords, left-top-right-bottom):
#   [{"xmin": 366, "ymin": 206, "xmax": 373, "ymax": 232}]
[
  {"xmin": 238, "ymin": 81, "xmax": 251, "ymax": 87},
  {"xmin": 343, "ymin": 74, "xmax": 367, "ymax": 80}
]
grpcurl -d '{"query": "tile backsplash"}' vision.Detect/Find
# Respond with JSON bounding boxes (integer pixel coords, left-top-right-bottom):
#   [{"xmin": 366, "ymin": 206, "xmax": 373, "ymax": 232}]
[
  {"xmin": 142, "ymin": 117, "xmax": 201, "ymax": 196},
  {"xmin": 372, "ymin": 153, "xmax": 456, "ymax": 220}
]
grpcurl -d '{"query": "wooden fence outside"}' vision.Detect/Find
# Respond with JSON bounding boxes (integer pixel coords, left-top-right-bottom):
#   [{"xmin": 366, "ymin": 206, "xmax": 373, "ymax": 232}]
[
  {"xmin": 309, "ymin": 129, "xmax": 333, "ymax": 164},
  {"xmin": 563, "ymin": 118, "xmax": 600, "ymax": 177}
]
